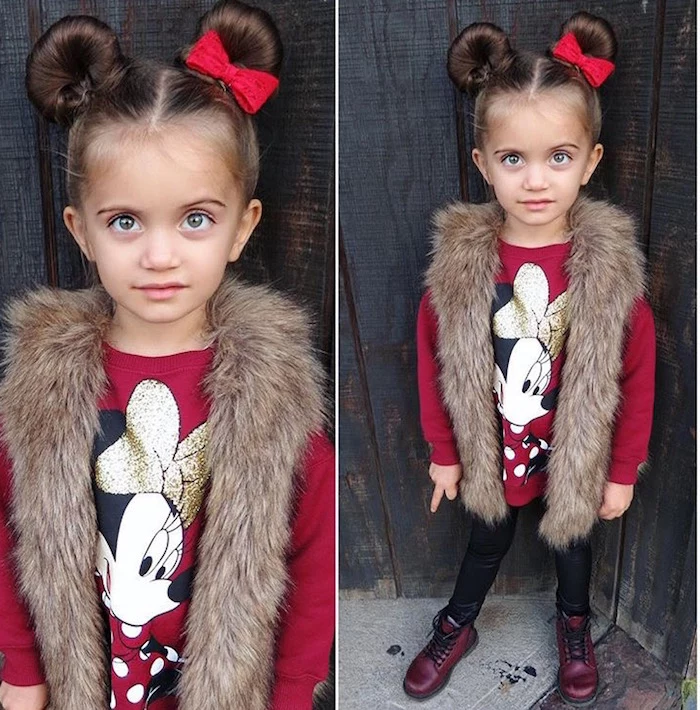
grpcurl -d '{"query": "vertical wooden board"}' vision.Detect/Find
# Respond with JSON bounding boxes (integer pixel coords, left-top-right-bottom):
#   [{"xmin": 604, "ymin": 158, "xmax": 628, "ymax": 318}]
[
  {"xmin": 615, "ymin": 0, "xmax": 696, "ymax": 674},
  {"xmin": 0, "ymin": 1, "xmax": 49, "ymax": 306},
  {"xmin": 339, "ymin": 239, "xmax": 397, "ymax": 598},
  {"xmin": 339, "ymin": 0, "xmax": 470, "ymax": 597},
  {"xmin": 40, "ymin": 0, "xmax": 334, "ymax": 360}
]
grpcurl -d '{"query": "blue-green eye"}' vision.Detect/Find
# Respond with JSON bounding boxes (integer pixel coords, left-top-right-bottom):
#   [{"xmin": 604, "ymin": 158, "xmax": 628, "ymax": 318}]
[
  {"xmin": 109, "ymin": 214, "xmax": 140, "ymax": 232},
  {"xmin": 502, "ymin": 154, "xmax": 522, "ymax": 166},
  {"xmin": 551, "ymin": 152, "xmax": 572, "ymax": 165},
  {"xmin": 181, "ymin": 212, "xmax": 213, "ymax": 231}
]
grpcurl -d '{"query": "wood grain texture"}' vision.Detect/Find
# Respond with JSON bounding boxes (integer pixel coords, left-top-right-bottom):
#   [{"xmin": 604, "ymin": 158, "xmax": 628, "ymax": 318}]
[
  {"xmin": 33, "ymin": 0, "xmax": 334, "ymax": 362},
  {"xmin": 339, "ymin": 233, "xmax": 398, "ymax": 598},
  {"xmin": 614, "ymin": 0, "xmax": 696, "ymax": 674},
  {"xmin": 0, "ymin": 0, "xmax": 48, "ymax": 308}
]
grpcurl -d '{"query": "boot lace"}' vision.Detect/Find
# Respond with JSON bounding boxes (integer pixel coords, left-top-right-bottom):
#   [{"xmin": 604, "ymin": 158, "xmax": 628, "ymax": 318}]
[
  {"xmin": 424, "ymin": 610, "xmax": 461, "ymax": 666},
  {"xmin": 562, "ymin": 616, "xmax": 591, "ymax": 663}
]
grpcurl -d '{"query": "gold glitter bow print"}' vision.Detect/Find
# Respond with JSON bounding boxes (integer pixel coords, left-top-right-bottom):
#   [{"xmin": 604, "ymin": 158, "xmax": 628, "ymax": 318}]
[
  {"xmin": 492, "ymin": 263, "xmax": 570, "ymax": 360},
  {"xmin": 95, "ymin": 379, "xmax": 210, "ymax": 527}
]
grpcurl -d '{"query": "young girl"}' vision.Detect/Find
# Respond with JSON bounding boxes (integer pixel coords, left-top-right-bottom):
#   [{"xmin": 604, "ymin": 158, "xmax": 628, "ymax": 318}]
[
  {"xmin": 0, "ymin": 2, "xmax": 334, "ymax": 709},
  {"xmin": 404, "ymin": 12, "xmax": 655, "ymax": 706}
]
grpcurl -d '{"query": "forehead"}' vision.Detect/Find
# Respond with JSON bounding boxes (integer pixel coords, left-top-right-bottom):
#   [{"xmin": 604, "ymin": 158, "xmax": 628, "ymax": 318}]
[
  {"xmin": 83, "ymin": 124, "xmax": 237, "ymax": 207},
  {"xmin": 485, "ymin": 93, "xmax": 590, "ymax": 149}
]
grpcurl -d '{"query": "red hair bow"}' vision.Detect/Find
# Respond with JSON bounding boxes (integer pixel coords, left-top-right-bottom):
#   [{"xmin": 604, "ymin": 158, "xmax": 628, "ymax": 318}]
[
  {"xmin": 552, "ymin": 32, "xmax": 615, "ymax": 88},
  {"xmin": 185, "ymin": 30, "xmax": 279, "ymax": 114}
]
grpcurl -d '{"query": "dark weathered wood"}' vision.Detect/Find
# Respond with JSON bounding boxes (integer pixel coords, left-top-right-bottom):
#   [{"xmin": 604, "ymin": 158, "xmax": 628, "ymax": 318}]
[
  {"xmin": 0, "ymin": 0, "xmax": 48, "ymax": 310},
  {"xmin": 38, "ymin": 0, "xmax": 334, "ymax": 362},
  {"xmin": 614, "ymin": 0, "xmax": 696, "ymax": 675},
  {"xmin": 339, "ymin": 232, "xmax": 398, "ymax": 598}
]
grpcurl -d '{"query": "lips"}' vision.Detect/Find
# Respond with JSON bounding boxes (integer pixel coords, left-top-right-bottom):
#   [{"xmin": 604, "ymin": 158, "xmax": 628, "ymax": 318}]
[
  {"xmin": 136, "ymin": 283, "xmax": 186, "ymax": 300},
  {"xmin": 522, "ymin": 200, "xmax": 553, "ymax": 211},
  {"xmin": 137, "ymin": 283, "xmax": 185, "ymax": 290}
]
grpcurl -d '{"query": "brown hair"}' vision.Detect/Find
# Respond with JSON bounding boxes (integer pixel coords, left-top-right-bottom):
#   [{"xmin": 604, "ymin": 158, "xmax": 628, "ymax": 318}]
[
  {"xmin": 25, "ymin": 0, "xmax": 282, "ymax": 206},
  {"xmin": 447, "ymin": 12, "xmax": 617, "ymax": 148}
]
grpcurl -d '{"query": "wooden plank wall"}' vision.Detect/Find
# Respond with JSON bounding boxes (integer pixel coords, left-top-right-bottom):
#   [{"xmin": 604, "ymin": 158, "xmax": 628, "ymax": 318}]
[
  {"xmin": 0, "ymin": 0, "xmax": 335, "ymax": 383},
  {"xmin": 339, "ymin": 0, "xmax": 696, "ymax": 675}
]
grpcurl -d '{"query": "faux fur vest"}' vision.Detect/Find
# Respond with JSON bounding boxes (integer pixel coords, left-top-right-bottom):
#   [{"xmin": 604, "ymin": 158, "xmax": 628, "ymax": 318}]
[
  {"xmin": 0, "ymin": 277, "xmax": 325, "ymax": 709},
  {"xmin": 425, "ymin": 197, "xmax": 646, "ymax": 550}
]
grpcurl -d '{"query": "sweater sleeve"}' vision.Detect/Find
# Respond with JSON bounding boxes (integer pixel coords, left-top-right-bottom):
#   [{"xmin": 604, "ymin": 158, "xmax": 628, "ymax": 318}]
[
  {"xmin": 0, "ymin": 430, "xmax": 45, "ymax": 686},
  {"xmin": 270, "ymin": 432, "xmax": 335, "ymax": 710},
  {"xmin": 417, "ymin": 292, "xmax": 461, "ymax": 465},
  {"xmin": 607, "ymin": 298, "xmax": 656, "ymax": 485}
]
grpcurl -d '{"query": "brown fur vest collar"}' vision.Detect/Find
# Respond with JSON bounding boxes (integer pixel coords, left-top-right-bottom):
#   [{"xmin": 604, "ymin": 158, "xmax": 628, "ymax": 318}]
[
  {"xmin": 425, "ymin": 197, "xmax": 646, "ymax": 549},
  {"xmin": 0, "ymin": 277, "xmax": 325, "ymax": 709}
]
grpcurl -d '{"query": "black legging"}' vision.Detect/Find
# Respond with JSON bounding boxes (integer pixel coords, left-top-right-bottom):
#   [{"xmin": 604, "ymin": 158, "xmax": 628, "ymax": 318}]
[{"xmin": 445, "ymin": 504, "xmax": 592, "ymax": 625}]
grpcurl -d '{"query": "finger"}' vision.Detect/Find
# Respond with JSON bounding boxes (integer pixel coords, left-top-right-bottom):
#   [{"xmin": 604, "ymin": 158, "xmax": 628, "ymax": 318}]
[
  {"xmin": 430, "ymin": 484, "xmax": 444, "ymax": 513},
  {"xmin": 445, "ymin": 483, "xmax": 458, "ymax": 500}
]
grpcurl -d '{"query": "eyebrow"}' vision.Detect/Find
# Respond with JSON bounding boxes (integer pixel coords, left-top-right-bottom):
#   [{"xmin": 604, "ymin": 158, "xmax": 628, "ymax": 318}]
[
  {"xmin": 96, "ymin": 198, "xmax": 227, "ymax": 215},
  {"xmin": 493, "ymin": 143, "xmax": 580, "ymax": 155}
]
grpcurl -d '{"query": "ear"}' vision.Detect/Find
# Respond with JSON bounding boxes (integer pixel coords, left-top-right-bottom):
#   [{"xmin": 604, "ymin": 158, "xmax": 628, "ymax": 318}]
[
  {"xmin": 472, "ymin": 148, "xmax": 491, "ymax": 185},
  {"xmin": 581, "ymin": 143, "xmax": 604, "ymax": 186},
  {"xmin": 63, "ymin": 206, "xmax": 94, "ymax": 261},
  {"xmin": 228, "ymin": 199, "xmax": 262, "ymax": 262}
]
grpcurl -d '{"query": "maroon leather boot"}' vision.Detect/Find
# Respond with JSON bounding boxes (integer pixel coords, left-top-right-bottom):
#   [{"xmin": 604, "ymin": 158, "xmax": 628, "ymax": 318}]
[
  {"xmin": 403, "ymin": 608, "xmax": 479, "ymax": 700},
  {"xmin": 556, "ymin": 609, "xmax": 598, "ymax": 706}
]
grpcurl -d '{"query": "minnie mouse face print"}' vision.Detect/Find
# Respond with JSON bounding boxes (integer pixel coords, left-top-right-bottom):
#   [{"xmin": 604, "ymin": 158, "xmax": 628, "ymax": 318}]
[
  {"xmin": 95, "ymin": 492, "xmax": 187, "ymax": 626},
  {"xmin": 492, "ymin": 263, "xmax": 570, "ymax": 483}
]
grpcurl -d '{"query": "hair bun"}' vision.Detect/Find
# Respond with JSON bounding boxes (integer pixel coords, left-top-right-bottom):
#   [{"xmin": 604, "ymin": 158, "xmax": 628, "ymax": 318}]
[
  {"xmin": 448, "ymin": 22, "xmax": 514, "ymax": 96},
  {"xmin": 26, "ymin": 16, "xmax": 125, "ymax": 126},
  {"xmin": 192, "ymin": 0, "xmax": 283, "ymax": 78},
  {"xmin": 558, "ymin": 11, "xmax": 617, "ymax": 62}
]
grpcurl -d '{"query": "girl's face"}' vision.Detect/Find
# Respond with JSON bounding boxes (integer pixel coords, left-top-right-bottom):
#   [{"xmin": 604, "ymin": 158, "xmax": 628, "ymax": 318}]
[
  {"xmin": 472, "ymin": 94, "xmax": 603, "ymax": 245},
  {"xmin": 63, "ymin": 124, "xmax": 261, "ymax": 354}
]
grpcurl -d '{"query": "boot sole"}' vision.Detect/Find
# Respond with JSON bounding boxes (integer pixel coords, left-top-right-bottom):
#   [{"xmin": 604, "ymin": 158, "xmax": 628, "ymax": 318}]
[
  {"xmin": 556, "ymin": 681, "xmax": 599, "ymax": 707},
  {"xmin": 403, "ymin": 631, "xmax": 479, "ymax": 701}
]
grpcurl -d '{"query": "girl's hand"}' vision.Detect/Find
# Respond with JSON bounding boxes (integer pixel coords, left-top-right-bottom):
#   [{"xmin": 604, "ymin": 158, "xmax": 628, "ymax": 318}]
[
  {"xmin": 0, "ymin": 682, "xmax": 48, "ymax": 710},
  {"xmin": 429, "ymin": 462, "xmax": 462, "ymax": 513},
  {"xmin": 598, "ymin": 481, "xmax": 634, "ymax": 520}
]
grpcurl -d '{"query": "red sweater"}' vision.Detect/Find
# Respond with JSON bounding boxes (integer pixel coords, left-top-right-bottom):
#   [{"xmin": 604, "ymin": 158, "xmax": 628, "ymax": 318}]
[
  {"xmin": 418, "ymin": 239, "xmax": 656, "ymax": 506},
  {"xmin": 0, "ymin": 345, "xmax": 334, "ymax": 710}
]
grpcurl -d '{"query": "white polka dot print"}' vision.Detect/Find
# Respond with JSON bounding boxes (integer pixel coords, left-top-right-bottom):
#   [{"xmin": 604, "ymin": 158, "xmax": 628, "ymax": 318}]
[
  {"xmin": 165, "ymin": 646, "xmax": 179, "ymax": 662},
  {"xmin": 126, "ymin": 684, "xmax": 144, "ymax": 703},
  {"xmin": 122, "ymin": 623, "xmax": 142, "ymax": 639},
  {"xmin": 514, "ymin": 464, "xmax": 526, "ymax": 477},
  {"xmin": 541, "ymin": 441, "xmax": 548, "ymax": 450},
  {"xmin": 110, "ymin": 690, "xmax": 116, "ymax": 709},
  {"xmin": 504, "ymin": 446, "xmax": 515, "ymax": 460},
  {"xmin": 502, "ymin": 468, "xmax": 507, "ymax": 481},
  {"xmin": 112, "ymin": 657, "xmax": 128, "ymax": 678},
  {"xmin": 510, "ymin": 423, "xmax": 524, "ymax": 434},
  {"xmin": 529, "ymin": 447, "xmax": 539, "ymax": 459},
  {"xmin": 151, "ymin": 657, "xmax": 165, "ymax": 676}
]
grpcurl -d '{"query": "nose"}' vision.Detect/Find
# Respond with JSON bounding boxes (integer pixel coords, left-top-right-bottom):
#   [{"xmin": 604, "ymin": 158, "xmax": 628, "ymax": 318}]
[
  {"xmin": 139, "ymin": 229, "xmax": 180, "ymax": 270},
  {"xmin": 523, "ymin": 163, "xmax": 548, "ymax": 191}
]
